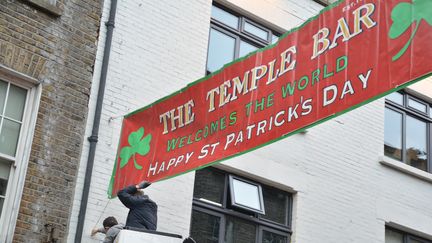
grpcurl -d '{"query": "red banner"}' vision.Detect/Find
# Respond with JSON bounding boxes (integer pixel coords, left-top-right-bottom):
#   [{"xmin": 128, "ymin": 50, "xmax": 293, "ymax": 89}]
[{"xmin": 108, "ymin": 0, "xmax": 432, "ymax": 197}]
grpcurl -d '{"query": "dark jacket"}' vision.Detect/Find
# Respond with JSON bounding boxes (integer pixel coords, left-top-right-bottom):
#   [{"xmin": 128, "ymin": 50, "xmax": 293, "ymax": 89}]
[{"xmin": 117, "ymin": 185, "xmax": 158, "ymax": 230}]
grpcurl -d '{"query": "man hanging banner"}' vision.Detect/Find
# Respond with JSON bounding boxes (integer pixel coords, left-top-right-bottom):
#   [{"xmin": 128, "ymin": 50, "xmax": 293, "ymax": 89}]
[{"xmin": 108, "ymin": 0, "xmax": 432, "ymax": 197}]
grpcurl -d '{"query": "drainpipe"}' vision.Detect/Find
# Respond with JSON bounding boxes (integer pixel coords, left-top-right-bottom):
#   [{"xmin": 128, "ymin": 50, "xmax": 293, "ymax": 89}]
[{"xmin": 74, "ymin": 0, "xmax": 117, "ymax": 242}]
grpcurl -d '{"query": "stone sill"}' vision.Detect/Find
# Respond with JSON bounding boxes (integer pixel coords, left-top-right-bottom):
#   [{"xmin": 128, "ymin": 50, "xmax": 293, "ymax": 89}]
[
  {"xmin": 25, "ymin": 0, "xmax": 62, "ymax": 16},
  {"xmin": 0, "ymin": 64, "xmax": 39, "ymax": 85},
  {"xmin": 379, "ymin": 156, "xmax": 432, "ymax": 184}
]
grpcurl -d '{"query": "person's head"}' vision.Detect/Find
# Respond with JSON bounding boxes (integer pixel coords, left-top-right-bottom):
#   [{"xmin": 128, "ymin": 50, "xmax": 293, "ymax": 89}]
[{"xmin": 102, "ymin": 216, "xmax": 118, "ymax": 232}]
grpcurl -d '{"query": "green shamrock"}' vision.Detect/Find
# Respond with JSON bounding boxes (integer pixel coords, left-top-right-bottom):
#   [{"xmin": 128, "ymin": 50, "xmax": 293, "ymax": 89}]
[
  {"xmin": 389, "ymin": 0, "xmax": 432, "ymax": 61},
  {"xmin": 119, "ymin": 127, "xmax": 152, "ymax": 170}
]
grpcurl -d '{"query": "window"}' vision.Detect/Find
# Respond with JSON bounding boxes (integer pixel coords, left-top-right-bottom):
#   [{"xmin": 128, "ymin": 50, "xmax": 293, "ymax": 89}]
[
  {"xmin": 386, "ymin": 227, "xmax": 432, "ymax": 243},
  {"xmin": 0, "ymin": 81, "xmax": 27, "ymax": 158},
  {"xmin": 0, "ymin": 80, "xmax": 28, "ymax": 221},
  {"xmin": 384, "ymin": 92, "xmax": 431, "ymax": 173},
  {"xmin": 206, "ymin": 4, "xmax": 280, "ymax": 74},
  {"xmin": 25, "ymin": 0, "xmax": 62, "ymax": 16},
  {"xmin": 0, "ymin": 159, "xmax": 10, "ymax": 218},
  {"xmin": 190, "ymin": 167, "xmax": 292, "ymax": 243},
  {"xmin": 229, "ymin": 176, "xmax": 265, "ymax": 214},
  {"xmin": 0, "ymin": 66, "xmax": 40, "ymax": 242}
]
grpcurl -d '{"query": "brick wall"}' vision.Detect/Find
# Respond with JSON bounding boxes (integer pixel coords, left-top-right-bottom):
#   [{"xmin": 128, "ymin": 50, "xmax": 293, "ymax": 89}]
[{"xmin": 0, "ymin": 0, "xmax": 102, "ymax": 242}]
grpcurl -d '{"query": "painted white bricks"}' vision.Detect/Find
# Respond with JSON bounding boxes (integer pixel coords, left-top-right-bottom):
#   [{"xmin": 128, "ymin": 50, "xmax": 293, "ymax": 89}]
[
  {"xmin": 68, "ymin": 0, "xmax": 432, "ymax": 242},
  {"xmin": 68, "ymin": 0, "xmax": 212, "ymax": 241}
]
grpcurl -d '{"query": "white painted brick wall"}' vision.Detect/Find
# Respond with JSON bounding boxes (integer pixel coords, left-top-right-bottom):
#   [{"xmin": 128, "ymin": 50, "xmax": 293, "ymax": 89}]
[{"xmin": 67, "ymin": 0, "xmax": 432, "ymax": 242}]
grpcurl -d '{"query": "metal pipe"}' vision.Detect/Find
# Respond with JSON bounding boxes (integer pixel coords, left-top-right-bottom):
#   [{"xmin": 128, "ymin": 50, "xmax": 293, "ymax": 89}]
[{"xmin": 74, "ymin": 0, "xmax": 118, "ymax": 241}]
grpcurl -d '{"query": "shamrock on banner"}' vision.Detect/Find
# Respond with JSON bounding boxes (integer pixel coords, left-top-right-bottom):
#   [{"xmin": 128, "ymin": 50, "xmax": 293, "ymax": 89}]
[
  {"xmin": 389, "ymin": 0, "xmax": 432, "ymax": 61},
  {"xmin": 119, "ymin": 127, "xmax": 152, "ymax": 170}
]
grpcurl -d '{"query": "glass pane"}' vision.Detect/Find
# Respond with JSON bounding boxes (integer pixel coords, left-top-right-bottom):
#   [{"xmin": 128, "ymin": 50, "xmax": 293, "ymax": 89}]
[
  {"xmin": 224, "ymin": 215, "xmax": 256, "ymax": 243},
  {"xmin": 271, "ymin": 35, "xmax": 279, "ymax": 44},
  {"xmin": 262, "ymin": 230, "xmax": 288, "ymax": 243},
  {"xmin": 408, "ymin": 98, "xmax": 427, "ymax": 113},
  {"xmin": 231, "ymin": 178, "xmax": 262, "ymax": 212},
  {"xmin": 409, "ymin": 239, "xmax": 423, "ymax": 243},
  {"xmin": 239, "ymin": 41, "xmax": 258, "ymax": 58},
  {"xmin": 190, "ymin": 210, "xmax": 220, "ymax": 243},
  {"xmin": 0, "ymin": 118, "xmax": 21, "ymax": 157},
  {"xmin": 406, "ymin": 116, "xmax": 427, "ymax": 171},
  {"xmin": 207, "ymin": 28, "xmax": 236, "ymax": 73},
  {"xmin": 244, "ymin": 22, "xmax": 268, "ymax": 41},
  {"xmin": 262, "ymin": 186, "xmax": 288, "ymax": 225},
  {"xmin": 0, "ymin": 80, "xmax": 7, "ymax": 114},
  {"xmin": 0, "ymin": 177, "xmax": 8, "ymax": 196},
  {"xmin": 5, "ymin": 84, "xmax": 27, "ymax": 121},
  {"xmin": 193, "ymin": 168, "xmax": 225, "ymax": 205},
  {"xmin": 0, "ymin": 198, "xmax": 4, "ymax": 218},
  {"xmin": 385, "ymin": 228, "xmax": 403, "ymax": 243},
  {"xmin": 384, "ymin": 108, "xmax": 403, "ymax": 161},
  {"xmin": 386, "ymin": 92, "xmax": 403, "ymax": 105},
  {"xmin": 0, "ymin": 178, "xmax": 8, "ymax": 196},
  {"xmin": 211, "ymin": 6, "xmax": 239, "ymax": 29},
  {"xmin": 0, "ymin": 159, "xmax": 10, "ymax": 188}
]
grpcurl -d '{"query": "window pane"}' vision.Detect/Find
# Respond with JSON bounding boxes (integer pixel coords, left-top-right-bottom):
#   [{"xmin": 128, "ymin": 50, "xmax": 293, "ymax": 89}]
[
  {"xmin": 231, "ymin": 178, "xmax": 263, "ymax": 212},
  {"xmin": 262, "ymin": 186, "xmax": 288, "ymax": 225},
  {"xmin": 225, "ymin": 215, "xmax": 256, "ymax": 243},
  {"xmin": 5, "ymin": 84, "xmax": 27, "ymax": 121},
  {"xmin": 0, "ymin": 118, "xmax": 21, "ymax": 157},
  {"xmin": 386, "ymin": 92, "xmax": 403, "ymax": 105},
  {"xmin": 0, "ymin": 198, "xmax": 4, "ymax": 219},
  {"xmin": 0, "ymin": 160, "xmax": 10, "ymax": 196},
  {"xmin": 239, "ymin": 41, "xmax": 258, "ymax": 58},
  {"xmin": 271, "ymin": 35, "xmax": 279, "ymax": 44},
  {"xmin": 193, "ymin": 168, "xmax": 225, "ymax": 205},
  {"xmin": 0, "ymin": 159, "xmax": 10, "ymax": 219},
  {"xmin": 406, "ymin": 116, "xmax": 427, "ymax": 171},
  {"xmin": 385, "ymin": 228, "xmax": 403, "ymax": 243},
  {"xmin": 384, "ymin": 108, "xmax": 403, "ymax": 161},
  {"xmin": 408, "ymin": 98, "xmax": 427, "ymax": 113},
  {"xmin": 211, "ymin": 6, "xmax": 239, "ymax": 29},
  {"xmin": 410, "ymin": 239, "xmax": 423, "ymax": 243},
  {"xmin": 190, "ymin": 210, "xmax": 220, "ymax": 243},
  {"xmin": 207, "ymin": 28, "xmax": 236, "ymax": 73},
  {"xmin": 262, "ymin": 230, "xmax": 288, "ymax": 243},
  {"xmin": 0, "ymin": 81, "xmax": 7, "ymax": 114},
  {"xmin": 244, "ymin": 22, "xmax": 268, "ymax": 41}
]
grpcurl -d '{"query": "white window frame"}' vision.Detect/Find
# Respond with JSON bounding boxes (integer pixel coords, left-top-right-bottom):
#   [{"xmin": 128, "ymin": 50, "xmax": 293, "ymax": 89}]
[
  {"xmin": 229, "ymin": 175, "xmax": 265, "ymax": 214},
  {"xmin": 0, "ymin": 65, "xmax": 41, "ymax": 243}
]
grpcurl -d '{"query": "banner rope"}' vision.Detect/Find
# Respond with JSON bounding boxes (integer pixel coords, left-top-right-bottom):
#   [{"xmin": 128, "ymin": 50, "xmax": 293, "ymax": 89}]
[{"xmin": 94, "ymin": 199, "xmax": 112, "ymax": 228}]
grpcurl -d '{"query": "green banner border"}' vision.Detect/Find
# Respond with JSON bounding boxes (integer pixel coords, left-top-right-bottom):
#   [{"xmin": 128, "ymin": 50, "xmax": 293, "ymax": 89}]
[{"xmin": 108, "ymin": 0, "xmax": 432, "ymax": 198}]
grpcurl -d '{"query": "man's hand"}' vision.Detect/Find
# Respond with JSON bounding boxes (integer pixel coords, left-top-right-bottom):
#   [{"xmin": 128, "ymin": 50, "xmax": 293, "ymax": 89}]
[
  {"xmin": 136, "ymin": 180, "xmax": 151, "ymax": 189},
  {"xmin": 91, "ymin": 227, "xmax": 101, "ymax": 236}
]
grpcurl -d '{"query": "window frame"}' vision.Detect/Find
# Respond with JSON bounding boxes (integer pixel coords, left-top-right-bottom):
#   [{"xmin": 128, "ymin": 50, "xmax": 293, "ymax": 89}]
[
  {"xmin": 258, "ymin": 226, "xmax": 291, "ymax": 243},
  {"xmin": 386, "ymin": 227, "xmax": 432, "ymax": 243},
  {"xmin": 191, "ymin": 167, "xmax": 292, "ymax": 243},
  {"xmin": 0, "ymin": 65, "xmax": 41, "ymax": 243},
  {"xmin": 228, "ymin": 175, "xmax": 265, "ymax": 214},
  {"xmin": 312, "ymin": 0, "xmax": 329, "ymax": 6},
  {"xmin": 385, "ymin": 91, "xmax": 432, "ymax": 173},
  {"xmin": 206, "ymin": 3, "xmax": 280, "ymax": 74}
]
